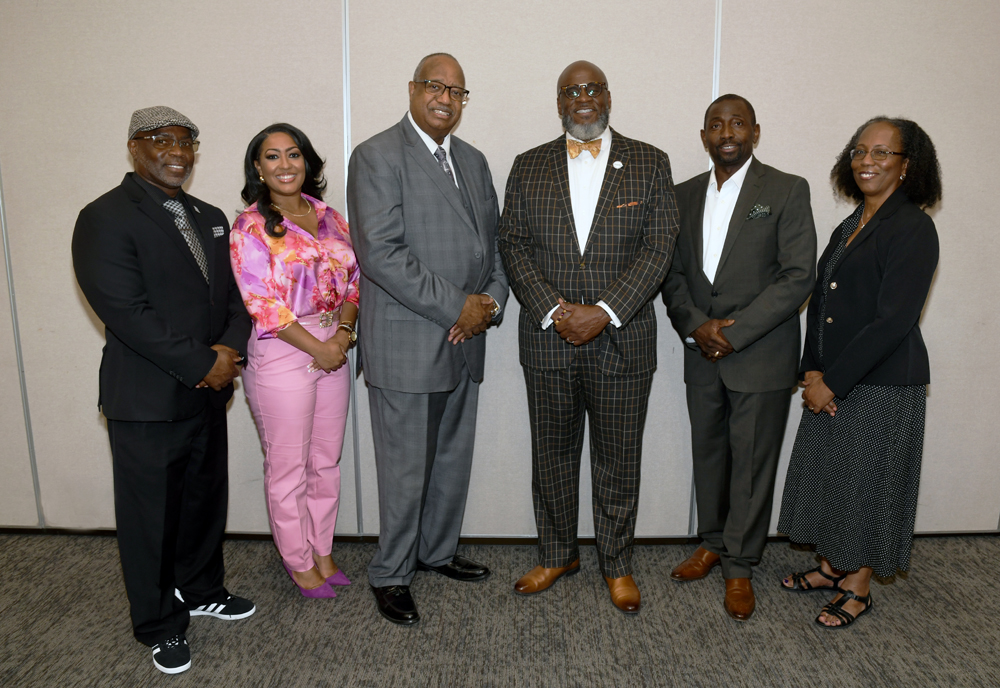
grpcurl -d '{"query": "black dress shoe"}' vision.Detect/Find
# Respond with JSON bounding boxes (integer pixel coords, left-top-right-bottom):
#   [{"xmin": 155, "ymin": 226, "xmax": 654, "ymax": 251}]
[
  {"xmin": 370, "ymin": 585, "xmax": 420, "ymax": 625},
  {"xmin": 416, "ymin": 555, "xmax": 491, "ymax": 582}
]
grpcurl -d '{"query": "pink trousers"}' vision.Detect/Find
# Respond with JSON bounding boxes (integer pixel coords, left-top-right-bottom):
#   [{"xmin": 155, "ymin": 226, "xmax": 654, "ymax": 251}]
[{"xmin": 242, "ymin": 313, "xmax": 351, "ymax": 572}]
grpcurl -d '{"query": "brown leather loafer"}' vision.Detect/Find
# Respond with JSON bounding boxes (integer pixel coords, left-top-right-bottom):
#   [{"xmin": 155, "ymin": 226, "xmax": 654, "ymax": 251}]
[
  {"xmin": 670, "ymin": 547, "xmax": 721, "ymax": 581},
  {"xmin": 513, "ymin": 559, "xmax": 580, "ymax": 595},
  {"xmin": 604, "ymin": 574, "xmax": 641, "ymax": 614},
  {"xmin": 724, "ymin": 578, "xmax": 755, "ymax": 621}
]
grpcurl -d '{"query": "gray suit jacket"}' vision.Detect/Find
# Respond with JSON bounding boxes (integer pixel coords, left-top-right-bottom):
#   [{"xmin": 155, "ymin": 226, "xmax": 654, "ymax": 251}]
[
  {"xmin": 347, "ymin": 115, "xmax": 509, "ymax": 393},
  {"xmin": 661, "ymin": 157, "xmax": 816, "ymax": 392}
]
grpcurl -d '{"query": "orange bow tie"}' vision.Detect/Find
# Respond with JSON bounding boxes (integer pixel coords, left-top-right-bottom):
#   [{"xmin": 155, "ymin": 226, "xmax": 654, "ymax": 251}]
[{"xmin": 567, "ymin": 138, "xmax": 602, "ymax": 159}]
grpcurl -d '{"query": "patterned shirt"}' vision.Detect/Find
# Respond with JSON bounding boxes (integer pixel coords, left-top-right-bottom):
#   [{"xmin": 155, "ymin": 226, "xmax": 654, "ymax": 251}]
[{"xmin": 230, "ymin": 194, "xmax": 360, "ymax": 338}]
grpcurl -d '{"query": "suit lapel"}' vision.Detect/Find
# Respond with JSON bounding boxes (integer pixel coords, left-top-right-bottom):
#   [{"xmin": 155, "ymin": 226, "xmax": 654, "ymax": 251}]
[
  {"xmin": 546, "ymin": 137, "xmax": 579, "ymax": 254},
  {"xmin": 836, "ymin": 188, "xmax": 908, "ymax": 271},
  {"xmin": 585, "ymin": 130, "xmax": 629, "ymax": 255},
  {"xmin": 688, "ymin": 171, "xmax": 711, "ymax": 274},
  {"xmin": 716, "ymin": 158, "xmax": 765, "ymax": 276},
  {"xmin": 400, "ymin": 118, "xmax": 475, "ymax": 234},
  {"xmin": 186, "ymin": 197, "xmax": 216, "ymax": 287}
]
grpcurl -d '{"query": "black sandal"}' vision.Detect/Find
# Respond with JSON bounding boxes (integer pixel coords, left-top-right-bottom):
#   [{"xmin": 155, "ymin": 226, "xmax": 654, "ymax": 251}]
[
  {"xmin": 781, "ymin": 566, "xmax": 845, "ymax": 593},
  {"xmin": 814, "ymin": 590, "xmax": 873, "ymax": 629}
]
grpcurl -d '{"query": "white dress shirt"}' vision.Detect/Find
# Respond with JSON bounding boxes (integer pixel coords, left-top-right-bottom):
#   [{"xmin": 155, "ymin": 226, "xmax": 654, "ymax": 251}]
[
  {"xmin": 407, "ymin": 111, "xmax": 459, "ymax": 189},
  {"xmin": 702, "ymin": 155, "xmax": 753, "ymax": 283},
  {"xmin": 541, "ymin": 127, "xmax": 619, "ymax": 329}
]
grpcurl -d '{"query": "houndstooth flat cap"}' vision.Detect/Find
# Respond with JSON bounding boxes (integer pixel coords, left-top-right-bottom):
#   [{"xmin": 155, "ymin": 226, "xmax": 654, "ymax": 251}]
[{"xmin": 128, "ymin": 106, "xmax": 199, "ymax": 140}]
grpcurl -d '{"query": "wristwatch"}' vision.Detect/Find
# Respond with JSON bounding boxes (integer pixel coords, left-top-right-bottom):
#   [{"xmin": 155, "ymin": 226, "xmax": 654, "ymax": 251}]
[
  {"xmin": 489, "ymin": 298, "xmax": 501, "ymax": 318},
  {"xmin": 337, "ymin": 321, "xmax": 357, "ymax": 343}
]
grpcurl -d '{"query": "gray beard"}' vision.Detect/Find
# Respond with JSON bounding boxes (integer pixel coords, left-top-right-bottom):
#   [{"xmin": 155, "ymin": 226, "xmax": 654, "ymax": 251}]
[{"xmin": 562, "ymin": 107, "xmax": 610, "ymax": 142}]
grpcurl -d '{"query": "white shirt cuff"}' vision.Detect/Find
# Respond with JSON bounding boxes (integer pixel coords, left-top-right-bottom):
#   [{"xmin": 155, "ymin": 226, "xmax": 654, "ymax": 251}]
[
  {"xmin": 541, "ymin": 304, "xmax": 560, "ymax": 330},
  {"xmin": 597, "ymin": 300, "xmax": 621, "ymax": 328}
]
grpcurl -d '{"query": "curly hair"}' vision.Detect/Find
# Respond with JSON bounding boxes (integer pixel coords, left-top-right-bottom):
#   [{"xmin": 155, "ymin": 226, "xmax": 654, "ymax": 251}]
[
  {"xmin": 241, "ymin": 123, "xmax": 327, "ymax": 237},
  {"xmin": 830, "ymin": 117, "xmax": 942, "ymax": 209}
]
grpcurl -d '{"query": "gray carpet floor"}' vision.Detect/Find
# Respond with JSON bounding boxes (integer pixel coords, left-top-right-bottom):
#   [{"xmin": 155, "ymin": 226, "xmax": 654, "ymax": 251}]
[{"xmin": 1, "ymin": 534, "xmax": 998, "ymax": 687}]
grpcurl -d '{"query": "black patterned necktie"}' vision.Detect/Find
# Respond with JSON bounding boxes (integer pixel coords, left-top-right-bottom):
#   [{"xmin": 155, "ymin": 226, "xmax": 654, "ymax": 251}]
[
  {"xmin": 433, "ymin": 146, "xmax": 456, "ymax": 185},
  {"xmin": 163, "ymin": 199, "xmax": 209, "ymax": 283}
]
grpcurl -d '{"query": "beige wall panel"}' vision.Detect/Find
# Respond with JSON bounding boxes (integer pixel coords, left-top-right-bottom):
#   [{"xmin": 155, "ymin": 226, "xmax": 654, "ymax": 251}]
[
  {"xmin": 721, "ymin": 0, "xmax": 1000, "ymax": 533},
  {"xmin": 0, "ymin": 0, "xmax": 345, "ymax": 530},
  {"xmin": 349, "ymin": 0, "xmax": 715, "ymax": 536},
  {"xmin": 0, "ymin": 203, "xmax": 37, "ymax": 526}
]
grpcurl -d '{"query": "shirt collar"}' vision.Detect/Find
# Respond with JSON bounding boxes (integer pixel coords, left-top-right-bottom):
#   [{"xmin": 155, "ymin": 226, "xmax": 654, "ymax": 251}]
[
  {"xmin": 407, "ymin": 111, "xmax": 452, "ymax": 158},
  {"xmin": 707, "ymin": 154, "xmax": 754, "ymax": 194}
]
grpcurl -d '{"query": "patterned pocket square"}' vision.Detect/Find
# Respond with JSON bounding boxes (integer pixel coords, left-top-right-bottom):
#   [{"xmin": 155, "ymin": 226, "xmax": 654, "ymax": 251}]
[
  {"xmin": 746, "ymin": 204, "xmax": 771, "ymax": 220},
  {"xmin": 615, "ymin": 201, "xmax": 642, "ymax": 209},
  {"xmin": 212, "ymin": 226, "xmax": 225, "ymax": 238}
]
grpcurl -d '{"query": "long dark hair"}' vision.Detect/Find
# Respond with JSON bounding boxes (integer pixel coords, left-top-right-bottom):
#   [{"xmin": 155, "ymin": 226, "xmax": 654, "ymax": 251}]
[
  {"xmin": 830, "ymin": 117, "xmax": 942, "ymax": 209},
  {"xmin": 241, "ymin": 123, "xmax": 327, "ymax": 237}
]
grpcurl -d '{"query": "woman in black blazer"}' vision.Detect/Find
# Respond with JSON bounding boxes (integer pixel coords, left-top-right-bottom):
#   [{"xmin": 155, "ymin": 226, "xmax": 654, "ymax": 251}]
[{"xmin": 777, "ymin": 117, "xmax": 942, "ymax": 628}]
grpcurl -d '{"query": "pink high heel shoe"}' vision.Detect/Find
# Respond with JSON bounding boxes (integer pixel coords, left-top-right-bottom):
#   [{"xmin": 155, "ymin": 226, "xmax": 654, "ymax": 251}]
[
  {"xmin": 282, "ymin": 562, "xmax": 337, "ymax": 599},
  {"xmin": 312, "ymin": 554, "xmax": 351, "ymax": 586}
]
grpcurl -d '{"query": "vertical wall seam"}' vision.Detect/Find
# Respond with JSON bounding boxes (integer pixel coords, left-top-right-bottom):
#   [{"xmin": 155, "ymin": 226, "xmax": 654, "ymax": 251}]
[
  {"xmin": 0, "ymin": 160, "xmax": 46, "ymax": 528},
  {"xmin": 342, "ymin": 0, "xmax": 364, "ymax": 535},
  {"xmin": 689, "ymin": 0, "xmax": 723, "ymax": 538}
]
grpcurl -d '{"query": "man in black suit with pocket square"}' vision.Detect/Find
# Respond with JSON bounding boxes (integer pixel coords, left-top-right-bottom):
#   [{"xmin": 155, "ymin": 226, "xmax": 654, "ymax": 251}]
[
  {"xmin": 661, "ymin": 95, "xmax": 816, "ymax": 621},
  {"xmin": 73, "ymin": 106, "xmax": 255, "ymax": 675}
]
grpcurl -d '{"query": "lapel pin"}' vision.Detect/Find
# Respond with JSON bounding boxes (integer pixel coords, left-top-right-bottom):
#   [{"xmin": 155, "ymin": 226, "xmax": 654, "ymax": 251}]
[
  {"xmin": 612, "ymin": 161, "xmax": 623, "ymax": 169},
  {"xmin": 193, "ymin": 204, "xmax": 201, "ymax": 213}
]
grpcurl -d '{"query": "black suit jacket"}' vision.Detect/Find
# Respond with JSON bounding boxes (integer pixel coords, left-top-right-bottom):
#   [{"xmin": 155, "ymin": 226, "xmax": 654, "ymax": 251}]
[
  {"xmin": 801, "ymin": 187, "xmax": 938, "ymax": 398},
  {"xmin": 498, "ymin": 129, "xmax": 678, "ymax": 376},
  {"xmin": 73, "ymin": 173, "xmax": 251, "ymax": 421},
  {"xmin": 662, "ymin": 158, "xmax": 817, "ymax": 392}
]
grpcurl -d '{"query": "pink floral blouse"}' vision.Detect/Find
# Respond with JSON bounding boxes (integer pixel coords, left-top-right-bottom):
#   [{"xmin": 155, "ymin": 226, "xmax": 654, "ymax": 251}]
[{"xmin": 230, "ymin": 194, "xmax": 360, "ymax": 338}]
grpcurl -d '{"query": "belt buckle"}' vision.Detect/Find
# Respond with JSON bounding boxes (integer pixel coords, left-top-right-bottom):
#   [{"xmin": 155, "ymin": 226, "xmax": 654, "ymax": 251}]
[{"xmin": 319, "ymin": 312, "xmax": 337, "ymax": 328}]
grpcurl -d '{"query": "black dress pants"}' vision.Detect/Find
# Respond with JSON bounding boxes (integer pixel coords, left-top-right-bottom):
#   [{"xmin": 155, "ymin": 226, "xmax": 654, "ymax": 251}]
[{"xmin": 107, "ymin": 405, "xmax": 229, "ymax": 645}]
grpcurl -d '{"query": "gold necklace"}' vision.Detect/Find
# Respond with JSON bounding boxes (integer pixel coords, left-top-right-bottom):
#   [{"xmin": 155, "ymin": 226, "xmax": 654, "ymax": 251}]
[{"xmin": 271, "ymin": 199, "xmax": 312, "ymax": 217}]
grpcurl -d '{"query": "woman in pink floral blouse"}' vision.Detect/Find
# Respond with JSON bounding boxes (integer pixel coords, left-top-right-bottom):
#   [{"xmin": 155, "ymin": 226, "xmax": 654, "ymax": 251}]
[{"xmin": 231, "ymin": 123, "xmax": 359, "ymax": 598}]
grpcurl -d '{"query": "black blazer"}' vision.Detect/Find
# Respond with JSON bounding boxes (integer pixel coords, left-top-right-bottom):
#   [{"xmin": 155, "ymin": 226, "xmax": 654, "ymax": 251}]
[
  {"xmin": 801, "ymin": 187, "xmax": 938, "ymax": 398},
  {"xmin": 73, "ymin": 173, "xmax": 251, "ymax": 421}
]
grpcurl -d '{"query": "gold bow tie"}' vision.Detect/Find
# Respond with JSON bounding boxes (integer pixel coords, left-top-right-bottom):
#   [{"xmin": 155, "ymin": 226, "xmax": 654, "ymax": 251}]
[{"xmin": 567, "ymin": 138, "xmax": 602, "ymax": 159}]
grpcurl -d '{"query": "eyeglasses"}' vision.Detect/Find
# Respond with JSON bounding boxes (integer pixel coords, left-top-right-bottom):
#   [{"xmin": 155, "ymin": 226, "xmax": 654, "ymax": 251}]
[
  {"xmin": 134, "ymin": 135, "xmax": 200, "ymax": 152},
  {"xmin": 558, "ymin": 82, "xmax": 608, "ymax": 99},
  {"xmin": 416, "ymin": 80, "xmax": 470, "ymax": 104},
  {"xmin": 849, "ymin": 148, "xmax": 904, "ymax": 162}
]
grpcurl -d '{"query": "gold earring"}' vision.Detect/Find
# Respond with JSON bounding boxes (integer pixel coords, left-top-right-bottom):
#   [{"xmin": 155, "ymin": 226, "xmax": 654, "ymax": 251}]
[
  {"xmin": 900, "ymin": 173, "xmax": 906, "ymax": 181},
  {"xmin": 259, "ymin": 175, "xmax": 265, "ymax": 182}
]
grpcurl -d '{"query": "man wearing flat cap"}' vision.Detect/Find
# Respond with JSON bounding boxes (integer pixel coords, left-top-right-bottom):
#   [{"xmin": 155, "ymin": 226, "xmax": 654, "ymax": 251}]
[{"xmin": 73, "ymin": 106, "xmax": 255, "ymax": 675}]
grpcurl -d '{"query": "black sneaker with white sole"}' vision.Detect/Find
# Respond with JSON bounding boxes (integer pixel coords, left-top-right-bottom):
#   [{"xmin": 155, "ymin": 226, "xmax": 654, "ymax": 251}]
[
  {"xmin": 179, "ymin": 590, "xmax": 256, "ymax": 620},
  {"xmin": 151, "ymin": 634, "xmax": 191, "ymax": 674}
]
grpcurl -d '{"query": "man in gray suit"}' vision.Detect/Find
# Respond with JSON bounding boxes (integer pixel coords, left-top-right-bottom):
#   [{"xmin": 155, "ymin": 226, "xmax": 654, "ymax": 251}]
[
  {"xmin": 661, "ymin": 95, "xmax": 816, "ymax": 621},
  {"xmin": 347, "ymin": 53, "xmax": 508, "ymax": 626}
]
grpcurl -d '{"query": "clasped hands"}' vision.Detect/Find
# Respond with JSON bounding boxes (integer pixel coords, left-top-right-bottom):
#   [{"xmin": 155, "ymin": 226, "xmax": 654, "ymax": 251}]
[
  {"xmin": 800, "ymin": 370, "xmax": 837, "ymax": 417},
  {"xmin": 691, "ymin": 318, "xmax": 735, "ymax": 362},
  {"xmin": 306, "ymin": 330, "xmax": 351, "ymax": 374},
  {"xmin": 196, "ymin": 344, "xmax": 243, "ymax": 390},
  {"xmin": 553, "ymin": 298, "xmax": 610, "ymax": 346},
  {"xmin": 448, "ymin": 294, "xmax": 496, "ymax": 344}
]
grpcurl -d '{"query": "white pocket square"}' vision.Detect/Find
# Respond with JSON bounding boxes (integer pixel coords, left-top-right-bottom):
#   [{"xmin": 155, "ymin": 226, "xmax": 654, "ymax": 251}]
[{"xmin": 212, "ymin": 226, "xmax": 225, "ymax": 238}]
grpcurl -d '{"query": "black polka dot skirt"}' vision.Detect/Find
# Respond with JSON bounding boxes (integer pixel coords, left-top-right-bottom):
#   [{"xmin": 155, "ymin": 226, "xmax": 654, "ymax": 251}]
[{"xmin": 777, "ymin": 384, "xmax": 926, "ymax": 578}]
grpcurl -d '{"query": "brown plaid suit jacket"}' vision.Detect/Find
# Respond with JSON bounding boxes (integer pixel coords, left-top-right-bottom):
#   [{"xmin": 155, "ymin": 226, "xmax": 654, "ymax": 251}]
[{"xmin": 498, "ymin": 129, "xmax": 679, "ymax": 376}]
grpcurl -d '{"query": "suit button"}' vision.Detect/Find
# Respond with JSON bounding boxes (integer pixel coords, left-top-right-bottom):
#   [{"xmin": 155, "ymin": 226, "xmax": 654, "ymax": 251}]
[
  {"xmin": 579, "ymin": 262, "xmax": 585, "ymax": 269},
  {"xmin": 711, "ymin": 291, "xmax": 719, "ymax": 297},
  {"xmin": 474, "ymin": 252, "xmax": 481, "ymax": 258},
  {"xmin": 830, "ymin": 282, "xmax": 838, "ymax": 289},
  {"xmin": 826, "ymin": 317, "xmax": 833, "ymax": 324}
]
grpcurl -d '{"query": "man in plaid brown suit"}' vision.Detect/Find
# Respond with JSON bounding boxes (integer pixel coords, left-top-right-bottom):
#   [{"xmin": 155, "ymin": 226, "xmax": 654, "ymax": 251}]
[{"xmin": 498, "ymin": 61, "xmax": 678, "ymax": 614}]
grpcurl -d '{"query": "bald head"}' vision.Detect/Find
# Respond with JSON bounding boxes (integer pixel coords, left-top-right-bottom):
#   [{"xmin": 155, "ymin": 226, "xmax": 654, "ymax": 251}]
[{"xmin": 557, "ymin": 60, "xmax": 607, "ymax": 91}]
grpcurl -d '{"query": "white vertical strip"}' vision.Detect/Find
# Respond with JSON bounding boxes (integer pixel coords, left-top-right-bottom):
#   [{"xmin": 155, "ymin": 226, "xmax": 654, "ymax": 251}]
[
  {"xmin": 0, "ymin": 160, "xmax": 45, "ymax": 527},
  {"xmin": 342, "ymin": 0, "xmax": 364, "ymax": 534},
  {"xmin": 689, "ymin": 0, "xmax": 725, "ymax": 537}
]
